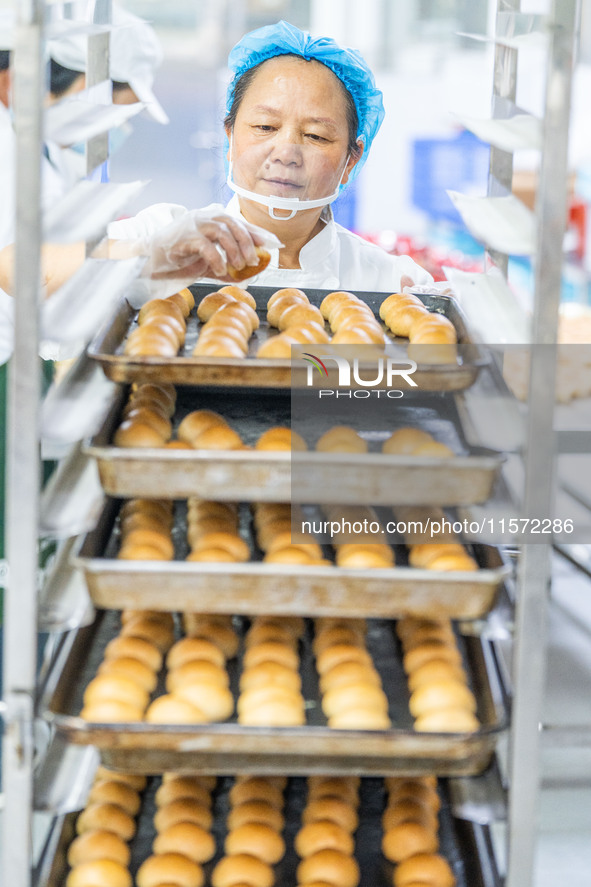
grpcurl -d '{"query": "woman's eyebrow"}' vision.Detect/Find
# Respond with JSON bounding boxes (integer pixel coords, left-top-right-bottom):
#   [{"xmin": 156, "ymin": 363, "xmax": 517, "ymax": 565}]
[{"xmin": 250, "ymin": 104, "xmax": 338, "ymax": 130}]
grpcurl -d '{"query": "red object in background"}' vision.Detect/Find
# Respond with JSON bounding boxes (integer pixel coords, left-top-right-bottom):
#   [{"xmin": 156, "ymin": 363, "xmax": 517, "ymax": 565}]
[
  {"xmin": 357, "ymin": 231, "xmax": 484, "ymax": 281},
  {"xmin": 569, "ymin": 198, "xmax": 586, "ymax": 261}
]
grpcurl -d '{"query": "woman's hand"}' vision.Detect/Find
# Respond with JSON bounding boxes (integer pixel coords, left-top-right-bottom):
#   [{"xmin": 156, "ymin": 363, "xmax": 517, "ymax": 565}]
[{"xmin": 147, "ymin": 211, "xmax": 268, "ymax": 282}]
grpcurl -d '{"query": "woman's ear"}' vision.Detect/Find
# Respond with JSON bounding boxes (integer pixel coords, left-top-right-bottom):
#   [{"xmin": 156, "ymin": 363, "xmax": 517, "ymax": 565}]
[{"xmin": 341, "ymin": 139, "xmax": 364, "ymax": 185}]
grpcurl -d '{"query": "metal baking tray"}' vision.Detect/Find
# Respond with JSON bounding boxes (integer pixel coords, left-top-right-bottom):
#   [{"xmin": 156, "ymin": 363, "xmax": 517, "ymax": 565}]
[
  {"xmin": 84, "ymin": 386, "xmax": 504, "ymax": 504},
  {"xmin": 87, "ymin": 286, "xmax": 486, "ymax": 390},
  {"xmin": 73, "ymin": 499, "xmax": 509, "ymax": 620},
  {"xmin": 43, "ymin": 610, "xmax": 507, "ymax": 776},
  {"xmin": 36, "ymin": 782, "xmax": 502, "ymax": 887}
]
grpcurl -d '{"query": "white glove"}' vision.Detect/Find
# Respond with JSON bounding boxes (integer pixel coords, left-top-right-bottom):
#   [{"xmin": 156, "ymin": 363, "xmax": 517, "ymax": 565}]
[{"xmin": 130, "ymin": 205, "xmax": 282, "ymax": 298}]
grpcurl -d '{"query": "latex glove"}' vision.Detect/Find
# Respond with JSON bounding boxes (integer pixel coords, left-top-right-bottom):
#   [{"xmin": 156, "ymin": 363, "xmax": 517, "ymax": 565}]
[{"xmin": 135, "ymin": 205, "xmax": 282, "ymax": 297}]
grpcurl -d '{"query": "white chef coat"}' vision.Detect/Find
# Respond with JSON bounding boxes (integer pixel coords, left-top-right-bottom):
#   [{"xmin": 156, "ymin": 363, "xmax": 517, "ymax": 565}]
[{"xmin": 107, "ymin": 195, "xmax": 434, "ymax": 293}]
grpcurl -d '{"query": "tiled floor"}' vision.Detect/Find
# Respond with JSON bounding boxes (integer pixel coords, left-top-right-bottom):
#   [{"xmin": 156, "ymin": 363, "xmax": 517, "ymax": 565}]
[{"xmin": 1, "ymin": 553, "xmax": 591, "ymax": 885}]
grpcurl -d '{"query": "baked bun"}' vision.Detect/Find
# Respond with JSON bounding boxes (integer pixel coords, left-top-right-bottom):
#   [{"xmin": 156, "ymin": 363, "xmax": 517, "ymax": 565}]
[
  {"xmin": 177, "ymin": 411, "xmax": 227, "ymax": 445},
  {"xmin": 153, "ymin": 822, "xmax": 216, "ymax": 864},
  {"xmin": 218, "ymin": 285, "xmax": 257, "ymax": 309},
  {"xmin": 80, "ymin": 700, "xmax": 144, "ymax": 723},
  {"xmin": 402, "ymin": 642, "xmax": 462, "ymax": 674},
  {"xmin": 212, "ymin": 854, "xmax": 274, "ymax": 887},
  {"xmin": 227, "ymin": 800, "xmax": 285, "ymax": 832},
  {"xmin": 114, "ymin": 421, "xmax": 166, "ymax": 448},
  {"xmin": 66, "ymin": 859, "xmax": 132, "ymax": 887},
  {"xmin": 197, "ymin": 292, "xmax": 238, "ymax": 322},
  {"xmin": 388, "ymin": 780, "xmax": 441, "ymax": 813},
  {"xmin": 87, "ymin": 780, "xmax": 141, "ymax": 816},
  {"xmin": 192, "ymin": 425, "xmax": 243, "ymax": 451},
  {"xmin": 136, "ymin": 853, "xmax": 204, "ymax": 887},
  {"xmin": 382, "ymin": 428, "xmax": 433, "ymax": 455},
  {"xmin": 307, "ymin": 778, "xmax": 360, "ymax": 807},
  {"xmin": 319, "ymin": 661, "xmax": 380, "ymax": 694},
  {"xmin": 98, "ymin": 656, "xmax": 158, "ymax": 694},
  {"xmin": 409, "ymin": 680, "xmax": 477, "ymax": 717},
  {"xmin": 277, "ymin": 302, "xmax": 324, "ymax": 331},
  {"xmin": 302, "ymin": 798, "xmax": 358, "ymax": 833},
  {"xmin": 104, "ymin": 636, "xmax": 163, "ymax": 672},
  {"xmin": 295, "ymin": 820, "xmax": 355, "ymax": 857},
  {"xmin": 316, "ymin": 644, "xmax": 372, "ymax": 675},
  {"xmin": 145, "ymin": 694, "xmax": 206, "ymax": 724},
  {"xmin": 225, "ymin": 822, "xmax": 286, "ymax": 864},
  {"xmin": 155, "ymin": 778, "xmax": 212, "ymax": 809},
  {"xmin": 267, "ymin": 291, "xmax": 309, "ymax": 327},
  {"xmin": 76, "ymin": 803, "xmax": 136, "ymax": 840},
  {"xmin": 229, "ymin": 778, "xmax": 284, "ymax": 810},
  {"xmin": 315, "ymin": 426, "xmax": 367, "ymax": 454},
  {"xmin": 327, "ymin": 707, "xmax": 391, "ymax": 730},
  {"xmin": 407, "ymin": 659, "xmax": 466, "ymax": 693},
  {"xmin": 67, "ymin": 830, "xmax": 131, "ymax": 867},
  {"xmin": 227, "ymin": 246, "xmax": 271, "ymax": 282},
  {"xmin": 238, "ymin": 698, "xmax": 305, "ymax": 726},
  {"xmin": 393, "ymin": 852, "xmax": 456, "ymax": 887},
  {"xmin": 239, "ymin": 661, "xmax": 302, "ymax": 694},
  {"xmin": 382, "ymin": 799, "xmax": 438, "ymax": 834},
  {"xmin": 167, "ymin": 638, "xmax": 226, "ymax": 670},
  {"xmin": 166, "ymin": 660, "xmax": 229, "ymax": 693},
  {"xmin": 242, "ymin": 641, "xmax": 299, "ymax": 671},
  {"xmin": 296, "ymin": 849, "xmax": 360, "ymax": 887},
  {"xmin": 382, "ymin": 821, "xmax": 439, "ymax": 862},
  {"xmin": 153, "ymin": 799, "xmax": 213, "ymax": 833},
  {"xmin": 322, "ymin": 682, "xmax": 389, "ymax": 718},
  {"xmin": 256, "ymin": 427, "xmax": 308, "ymax": 452},
  {"xmin": 413, "ymin": 708, "xmax": 480, "ymax": 733},
  {"xmin": 83, "ymin": 675, "xmax": 149, "ymax": 711},
  {"xmin": 175, "ymin": 683, "xmax": 234, "ymax": 721},
  {"xmin": 120, "ymin": 615, "xmax": 175, "ymax": 651},
  {"xmin": 94, "ymin": 768, "xmax": 147, "ymax": 791}
]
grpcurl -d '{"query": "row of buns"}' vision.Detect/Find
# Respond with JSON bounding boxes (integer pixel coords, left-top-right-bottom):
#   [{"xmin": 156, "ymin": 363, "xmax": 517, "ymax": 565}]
[
  {"xmin": 253, "ymin": 501, "xmax": 328, "ymax": 566},
  {"xmin": 124, "ymin": 289, "xmax": 194, "ymax": 358},
  {"xmin": 194, "ymin": 286, "xmax": 260, "ymax": 358},
  {"xmin": 383, "ymin": 776, "xmax": 456, "ymax": 887},
  {"xmin": 185, "ymin": 498, "xmax": 250, "ymax": 563},
  {"xmin": 324, "ymin": 504, "xmax": 395, "ymax": 569},
  {"xmin": 314, "ymin": 617, "xmax": 391, "ymax": 731},
  {"xmin": 117, "ymin": 498, "xmax": 175, "ymax": 561}
]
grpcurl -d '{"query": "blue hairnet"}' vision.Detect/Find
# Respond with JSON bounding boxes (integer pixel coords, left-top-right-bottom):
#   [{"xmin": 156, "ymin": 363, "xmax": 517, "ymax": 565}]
[{"xmin": 225, "ymin": 20, "xmax": 385, "ymax": 183}]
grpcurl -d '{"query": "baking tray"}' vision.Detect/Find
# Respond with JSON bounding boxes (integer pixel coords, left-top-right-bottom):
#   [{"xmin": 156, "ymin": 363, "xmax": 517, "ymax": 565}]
[
  {"xmin": 87, "ymin": 286, "xmax": 486, "ymax": 390},
  {"xmin": 42, "ymin": 610, "xmax": 507, "ymax": 776},
  {"xmin": 37, "ymin": 782, "xmax": 502, "ymax": 887},
  {"xmin": 73, "ymin": 499, "xmax": 509, "ymax": 620},
  {"xmin": 84, "ymin": 386, "xmax": 504, "ymax": 504}
]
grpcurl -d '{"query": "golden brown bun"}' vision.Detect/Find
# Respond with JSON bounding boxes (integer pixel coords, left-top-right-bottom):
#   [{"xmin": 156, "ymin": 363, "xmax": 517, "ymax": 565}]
[
  {"xmin": 295, "ymin": 820, "xmax": 354, "ymax": 857},
  {"xmin": 413, "ymin": 440, "xmax": 455, "ymax": 459},
  {"xmin": 167, "ymin": 291, "xmax": 192, "ymax": 318},
  {"xmin": 94, "ymin": 767, "xmax": 146, "ymax": 791},
  {"xmin": 407, "ymin": 659, "xmax": 466, "ymax": 693},
  {"xmin": 155, "ymin": 778, "xmax": 212, "ymax": 809},
  {"xmin": 153, "ymin": 799, "xmax": 213, "ymax": 833},
  {"xmin": 145, "ymin": 694, "xmax": 206, "ymax": 724},
  {"xmin": 98, "ymin": 657, "xmax": 158, "ymax": 694},
  {"xmin": 238, "ymin": 698, "xmax": 305, "ymax": 726},
  {"xmin": 319, "ymin": 290, "xmax": 358, "ymax": 320},
  {"xmin": 335, "ymin": 547, "xmax": 393, "ymax": 569},
  {"xmin": 153, "ymin": 822, "xmax": 216, "ymax": 864},
  {"xmin": 245, "ymin": 623, "xmax": 297, "ymax": 649},
  {"xmin": 114, "ymin": 421, "xmax": 166, "ymax": 448},
  {"xmin": 394, "ymin": 853, "xmax": 456, "ymax": 887},
  {"xmin": 296, "ymin": 849, "xmax": 360, "ymax": 887},
  {"xmin": 66, "ymin": 859, "xmax": 132, "ymax": 887},
  {"xmin": 402, "ymin": 641, "xmax": 463, "ymax": 674},
  {"xmin": 120, "ymin": 499, "xmax": 173, "ymax": 523},
  {"xmin": 197, "ymin": 292, "xmax": 238, "ymax": 322},
  {"xmin": 381, "ymin": 428, "xmax": 434, "ymax": 455},
  {"xmin": 227, "ymin": 246, "xmax": 271, "ymax": 282},
  {"xmin": 141, "ymin": 313, "xmax": 186, "ymax": 346},
  {"xmin": 186, "ymin": 548, "xmax": 239, "ymax": 563},
  {"xmin": 388, "ymin": 782, "xmax": 440, "ymax": 813},
  {"xmin": 285, "ymin": 321, "xmax": 331, "ymax": 345},
  {"xmin": 229, "ymin": 778, "xmax": 284, "ymax": 810},
  {"xmin": 242, "ymin": 641, "xmax": 299, "ymax": 671},
  {"xmin": 315, "ymin": 426, "xmax": 367, "ymax": 454},
  {"xmin": 382, "ymin": 799, "xmax": 438, "ymax": 834},
  {"xmin": 121, "ymin": 528, "xmax": 174, "ymax": 559},
  {"xmin": 132, "ymin": 383, "xmax": 176, "ymax": 413},
  {"xmin": 227, "ymin": 800, "xmax": 285, "ymax": 832},
  {"xmin": 321, "ymin": 682, "xmax": 389, "ymax": 718},
  {"xmin": 76, "ymin": 803, "xmax": 136, "ymax": 841},
  {"xmin": 409, "ymin": 680, "xmax": 477, "ymax": 717},
  {"xmin": 307, "ymin": 779, "xmax": 360, "ymax": 807},
  {"xmin": 378, "ymin": 292, "xmax": 423, "ymax": 321},
  {"xmin": 167, "ymin": 638, "xmax": 226, "ymax": 669},
  {"xmin": 319, "ymin": 661, "xmax": 380, "ymax": 695},
  {"xmin": 83, "ymin": 674, "xmax": 149, "ymax": 711},
  {"xmin": 256, "ymin": 333, "xmax": 300, "ymax": 359},
  {"xmin": 214, "ymin": 301, "xmax": 260, "ymax": 334},
  {"xmin": 426, "ymin": 553, "xmax": 478, "ymax": 572},
  {"xmin": 225, "ymin": 822, "xmax": 286, "ymax": 864},
  {"xmin": 277, "ymin": 302, "xmax": 324, "ymax": 331},
  {"xmin": 104, "ymin": 636, "xmax": 163, "ymax": 672},
  {"xmin": 384, "ymin": 775, "xmax": 438, "ymax": 793},
  {"xmin": 193, "ymin": 336, "xmax": 247, "ymax": 358},
  {"xmin": 316, "ymin": 644, "xmax": 372, "ymax": 675},
  {"xmin": 330, "ymin": 301, "xmax": 373, "ymax": 329},
  {"xmin": 125, "ymin": 332, "xmax": 179, "ymax": 358},
  {"xmin": 411, "ymin": 313, "xmax": 457, "ymax": 343},
  {"xmin": 212, "ymin": 854, "xmax": 274, "ymax": 887},
  {"xmin": 267, "ymin": 287, "xmax": 308, "ymax": 310},
  {"xmin": 136, "ymin": 853, "xmax": 204, "ymax": 887},
  {"xmin": 218, "ymin": 285, "xmax": 257, "ymax": 309},
  {"xmin": 239, "ymin": 661, "xmax": 302, "ymax": 694},
  {"xmin": 175, "ymin": 682, "xmax": 234, "ymax": 721},
  {"xmin": 414, "ymin": 707, "xmax": 480, "ymax": 733},
  {"xmin": 192, "ymin": 425, "xmax": 244, "ymax": 451},
  {"xmin": 192, "ymin": 532, "xmax": 249, "ymax": 561},
  {"xmin": 255, "ymin": 427, "xmax": 308, "ymax": 452},
  {"xmin": 67, "ymin": 830, "xmax": 131, "ymax": 867},
  {"xmin": 123, "ymin": 407, "xmax": 173, "ymax": 440},
  {"xmin": 87, "ymin": 780, "xmax": 140, "ymax": 816},
  {"xmin": 178, "ymin": 411, "xmax": 227, "ymax": 445},
  {"xmin": 302, "ymin": 797, "xmax": 358, "ymax": 833},
  {"xmin": 237, "ymin": 684, "xmax": 303, "ymax": 717},
  {"xmin": 166, "ymin": 660, "xmax": 229, "ymax": 693},
  {"xmin": 327, "ymin": 707, "xmax": 391, "ymax": 730},
  {"xmin": 120, "ymin": 615, "xmax": 175, "ymax": 651},
  {"xmin": 138, "ymin": 298, "xmax": 185, "ymax": 327},
  {"xmin": 267, "ymin": 291, "xmax": 309, "ymax": 327},
  {"xmin": 173, "ymin": 287, "xmax": 194, "ymax": 311},
  {"xmin": 182, "ymin": 622, "xmax": 239, "ymax": 660},
  {"xmin": 313, "ymin": 627, "xmax": 365, "ymax": 658},
  {"xmin": 384, "ymin": 303, "xmax": 428, "ymax": 338}
]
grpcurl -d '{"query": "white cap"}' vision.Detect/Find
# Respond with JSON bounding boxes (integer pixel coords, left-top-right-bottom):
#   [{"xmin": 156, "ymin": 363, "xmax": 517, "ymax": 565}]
[
  {"xmin": 48, "ymin": 7, "xmax": 168, "ymax": 124},
  {"xmin": 0, "ymin": 10, "xmax": 15, "ymax": 51}
]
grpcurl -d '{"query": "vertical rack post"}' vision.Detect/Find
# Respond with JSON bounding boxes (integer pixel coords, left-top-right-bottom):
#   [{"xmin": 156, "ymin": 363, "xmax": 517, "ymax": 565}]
[
  {"xmin": 505, "ymin": 1, "xmax": 579, "ymax": 885},
  {"xmin": 1, "ymin": 1, "xmax": 45, "ymax": 885},
  {"xmin": 85, "ymin": 0, "xmax": 111, "ymax": 180},
  {"xmin": 487, "ymin": 0, "xmax": 520, "ymax": 277}
]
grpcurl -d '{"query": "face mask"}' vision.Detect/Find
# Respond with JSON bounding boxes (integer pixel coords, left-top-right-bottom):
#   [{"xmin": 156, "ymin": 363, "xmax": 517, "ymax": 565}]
[
  {"xmin": 68, "ymin": 122, "xmax": 132, "ymax": 158},
  {"xmin": 226, "ymin": 135, "xmax": 350, "ymax": 221}
]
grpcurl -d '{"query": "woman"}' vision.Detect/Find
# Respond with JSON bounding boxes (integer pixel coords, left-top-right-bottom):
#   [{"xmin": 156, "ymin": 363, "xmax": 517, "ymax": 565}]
[{"xmin": 107, "ymin": 21, "xmax": 433, "ymax": 294}]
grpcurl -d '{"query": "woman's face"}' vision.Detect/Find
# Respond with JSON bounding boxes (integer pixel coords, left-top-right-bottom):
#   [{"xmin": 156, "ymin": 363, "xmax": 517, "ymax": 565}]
[{"xmin": 227, "ymin": 56, "xmax": 360, "ymax": 220}]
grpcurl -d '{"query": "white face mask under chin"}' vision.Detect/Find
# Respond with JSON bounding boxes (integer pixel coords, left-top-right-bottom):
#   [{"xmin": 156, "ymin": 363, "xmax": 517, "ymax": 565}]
[{"xmin": 226, "ymin": 140, "xmax": 350, "ymax": 220}]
